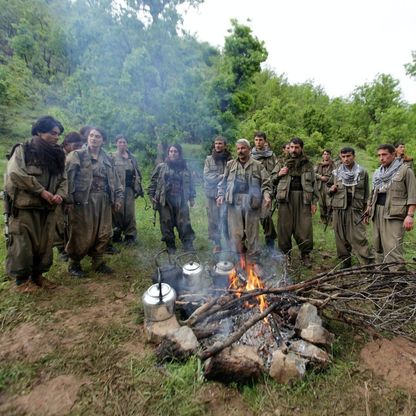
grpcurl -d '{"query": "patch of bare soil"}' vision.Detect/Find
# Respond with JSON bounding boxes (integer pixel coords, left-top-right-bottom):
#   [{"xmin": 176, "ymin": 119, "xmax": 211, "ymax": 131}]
[
  {"xmin": 196, "ymin": 384, "xmax": 255, "ymax": 416},
  {"xmin": 1, "ymin": 375, "xmax": 85, "ymax": 416},
  {"xmin": 360, "ymin": 336, "xmax": 416, "ymax": 394},
  {"xmin": 0, "ymin": 322, "xmax": 54, "ymax": 363}
]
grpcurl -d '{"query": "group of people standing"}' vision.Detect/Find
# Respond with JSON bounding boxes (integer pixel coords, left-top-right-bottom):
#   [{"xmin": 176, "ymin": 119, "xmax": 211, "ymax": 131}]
[
  {"xmin": 5, "ymin": 116, "xmax": 142, "ymax": 292},
  {"xmin": 4, "ymin": 116, "xmax": 415, "ymax": 293},
  {"xmin": 203, "ymin": 133, "xmax": 415, "ymax": 269}
]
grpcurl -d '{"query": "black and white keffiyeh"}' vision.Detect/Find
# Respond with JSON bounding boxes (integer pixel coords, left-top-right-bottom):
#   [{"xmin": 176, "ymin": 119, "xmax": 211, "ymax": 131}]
[
  {"xmin": 334, "ymin": 162, "xmax": 362, "ymax": 186},
  {"xmin": 372, "ymin": 158, "xmax": 403, "ymax": 192}
]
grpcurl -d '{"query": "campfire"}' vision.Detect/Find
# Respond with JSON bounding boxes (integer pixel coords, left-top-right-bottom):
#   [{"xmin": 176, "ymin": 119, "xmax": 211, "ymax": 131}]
[{"xmin": 145, "ymin": 257, "xmax": 416, "ymax": 385}]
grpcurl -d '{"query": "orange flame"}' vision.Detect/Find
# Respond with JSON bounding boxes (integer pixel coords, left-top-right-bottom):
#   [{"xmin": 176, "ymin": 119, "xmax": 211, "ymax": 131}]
[{"xmin": 228, "ymin": 257, "xmax": 268, "ymax": 312}]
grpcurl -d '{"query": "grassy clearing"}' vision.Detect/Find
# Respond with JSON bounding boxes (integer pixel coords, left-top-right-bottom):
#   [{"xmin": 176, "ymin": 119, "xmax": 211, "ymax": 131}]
[{"xmin": 0, "ymin": 141, "xmax": 415, "ymax": 415}]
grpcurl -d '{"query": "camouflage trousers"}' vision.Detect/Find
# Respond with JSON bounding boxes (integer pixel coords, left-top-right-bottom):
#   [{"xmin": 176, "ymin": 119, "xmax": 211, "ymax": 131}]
[
  {"xmin": 6, "ymin": 208, "xmax": 57, "ymax": 278},
  {"xmin": 158, "ymin": 196, "xmax": 195, "ymax": 247},
  {"xmin": 333, "ymin": 207, "xmax": 374, "ymax": 264},
  {"xmin": 112, "ymin": 186, "xmax": 137, "ymax": 239},
  {"xmin": 66, "ymin": 192, "xmax": 112, "ymax": 263},
  {"xmin": 277, "ymin": 191, "xmax": 313, "ymax": 255}
]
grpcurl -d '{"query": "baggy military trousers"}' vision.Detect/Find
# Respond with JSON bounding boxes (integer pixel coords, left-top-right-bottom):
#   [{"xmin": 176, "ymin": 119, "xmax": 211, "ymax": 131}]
[{"xmin": 277, "ymin": 191, "xmax": 313, "ymax": 255}]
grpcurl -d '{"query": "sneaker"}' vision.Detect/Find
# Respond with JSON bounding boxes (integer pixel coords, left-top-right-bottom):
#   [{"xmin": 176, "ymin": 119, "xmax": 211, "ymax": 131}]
[
  {"xmin": 32, "ymin": 275, "xmax": 58, "ymax": 289},
  {"xmin": 69, "ymin": 262, "xmax": 86, "ymax": 278},
  {"xmin": 15, "ymin": 280, "xmax": 40, "ymax": 293},
  {"xmin": 93, "ymin": 262, "xmax": 114, "ymax": 274}
]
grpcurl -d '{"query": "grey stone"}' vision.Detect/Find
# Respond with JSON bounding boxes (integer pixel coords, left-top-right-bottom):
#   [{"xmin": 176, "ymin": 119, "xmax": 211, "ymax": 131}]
[
  {"xmin": 269, "ymin": 350, "xmax": 307, "ymax": 384},
  {"xmin": 295, "ymin": 303, "xmax": 322, "ymax": 330},
  {"xmin": 144, "ymin": 315, "xmax": 180, "ymax": 344},
  {"xmin": 290, "ymin": 340, "xmax": 331, "ymax": 367},
  {"xmin": 167, "ymin": 326, "xmax": 199, "ymax": 353},
  {"xmin": 300, "ymin": 323, "xmax": 335, "ymax": 346}
]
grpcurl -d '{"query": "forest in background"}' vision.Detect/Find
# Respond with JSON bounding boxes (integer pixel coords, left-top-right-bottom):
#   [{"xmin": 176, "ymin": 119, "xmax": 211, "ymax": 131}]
[{"xmin": 1, "ymin": 0, "xmax": 416, "ymax": 164}]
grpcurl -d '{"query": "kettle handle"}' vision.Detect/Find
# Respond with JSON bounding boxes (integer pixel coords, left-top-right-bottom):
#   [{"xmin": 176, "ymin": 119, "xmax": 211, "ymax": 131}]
[
  {"xmin": 175, "ymin": 251, "xmax": 200, "ymax": 268},
  {"xmin": 154, "ymin": 248, "xmax": 174, "ymax": 268},
  {"xmin": 157, "ymin": 267, "xmax": 163, "ymax": 302}
]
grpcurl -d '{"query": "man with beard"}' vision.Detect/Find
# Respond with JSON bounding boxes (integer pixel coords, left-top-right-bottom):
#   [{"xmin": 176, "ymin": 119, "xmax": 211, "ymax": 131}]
[
  {"xmin": 315, "ymin": 149, "xmax": 336, "ymax": 225},
  {"xmin": 251, "ymin": 131, "xmax": 278, "ymax": 250},
  {"xmin": 217, "ymin": 139, "xmax": 271, "ymax": 261},
  {"xmin": 203, "ymin": 136, "xmax": 232, "ymax": 252},
  {"xmin": 366, "ymin": 144, "xmax": 416, "ymax": 266},
  {"xmin": 327, "ymin": 147, "xmax": 374, "ymax": 268},
  {"xmin": 148, "ymin": 144, "xmax": 196, "ymax": 253},
  {"xmin": 5, "ymin": 116, "xmax": 67, "ymax": 292},
  {"xmin": 271, "ymin": 137, "xmax": 317, "ymax": 267}
]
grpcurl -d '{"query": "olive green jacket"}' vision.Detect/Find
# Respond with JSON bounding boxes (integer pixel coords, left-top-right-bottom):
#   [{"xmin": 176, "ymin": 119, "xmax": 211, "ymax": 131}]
[
  {"xmin": 203, "ymin": 154, "xmax": 230, "ymax": 198},
  {"xmin": 5, "ymin": 143, "xmax": 67, "ymax": 209},
  {"xmin": 368, "ymin": 163, "xmax": 416, "ymax": 220},
  {"xmin": 65, "ymin": 147, "xmax": 123, "ymax": 205},
  {"xmin": 326, "ymin": 165, "xmax": 369, "ymax": 211},
  {"xmin": 315, "ymin": 160, "xmax": 336, "ymax": 191},
  {"xmin": 147, "ymin": 162, "xmax": 196, "ymax": 206},
  {"xmin": 271, "ymin": 156, "xmax": 317, "ymax": 205},
  {"xmin": 110, "ymin": 151, "xmax": 143, "ymax": 198},
  {"xmin": 217, "ymin": 157, "xmax": 271, "ymax": 206}
]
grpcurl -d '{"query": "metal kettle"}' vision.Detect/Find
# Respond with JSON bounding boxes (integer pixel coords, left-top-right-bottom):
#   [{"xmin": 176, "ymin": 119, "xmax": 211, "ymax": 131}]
[
  {"xmin": 176, "ymin": 252, "xmax": 204, "ymax": 291},
  {"xmin": 212, "ymin": 260, "xmax": 234, "ymax": 289},
  {"xmin": 143, "ymin": 269, "xmax": 176, "ymax": 321}
]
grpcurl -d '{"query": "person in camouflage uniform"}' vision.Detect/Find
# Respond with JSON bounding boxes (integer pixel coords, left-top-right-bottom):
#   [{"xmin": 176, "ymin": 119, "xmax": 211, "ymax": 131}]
[
  {"xmin": 251, "ymin": 131, "xmax": 278, "ymax": 249},
  {"xmin": 5, "ymin": 116, "xmax": 67, "ymax": 292},
  {"xmin": 315, "ymin": 149, "xmax": 336, "ymax": 224},
  {"xmin": 65, "ymin": 127, "xmax": 123, "ymax": 277},
  {"xmin": 203, "ymin": 136, "xmax": 232, "ymax": 252},
  {"xmin": 271, "ymin": 137, "xmax": 317, "ymax": 268},
  {"xmin": 367, "ymin": 144, "xmax": 416, "ymax": 267},
  {"xmin": 327, "ymin": 147, "xmax": 374, "ymax": 268},
  {"xmin": 147, "ymin": 144, "xmax": 196, "ymax": 253},
  {"xmin": 111, "ymin": 135, "xmax": 143, "ymax": 245},
  {"xmin": 54, "ymin": 132, "xmax": 84, "ymax": 261},
  {"xmin": 217, "ymin": 139, "xmax": 271, "ymax": 261}
]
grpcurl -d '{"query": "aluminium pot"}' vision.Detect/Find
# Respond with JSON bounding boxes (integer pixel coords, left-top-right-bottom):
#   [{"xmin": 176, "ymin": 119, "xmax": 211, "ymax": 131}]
[
  {"xmin": 151, "ymin": 249, "xmax": 182, "ymax": 293},
  {"xmin": 212, "ymin": 260, "xmax": 234, "ymax": 289},
  {"xmin": 176, "ymin": 252, "xmax": 204, "ymax": 291},
  {"xmin": 143, "ymin": 269, "xmax": 176, "ymax": 322}
]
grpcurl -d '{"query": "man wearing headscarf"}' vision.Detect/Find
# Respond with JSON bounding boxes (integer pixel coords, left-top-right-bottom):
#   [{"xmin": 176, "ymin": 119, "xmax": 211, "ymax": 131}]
[
  {"xmin": 327, "ymin": 147, "xmax": 374, "ymax": 268},
  {"xmin": 367, "ymin": 144, "xmax": 416, "ymax": 266}
]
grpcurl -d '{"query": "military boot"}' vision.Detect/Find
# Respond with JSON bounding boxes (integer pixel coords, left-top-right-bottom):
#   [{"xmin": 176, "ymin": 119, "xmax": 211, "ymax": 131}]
[
  {"xmin": 92, "ymin": 262, "xmax": 114, "ymax": 274},
  {"xmin": 301, "ymin": 253, "xmax": 312, "ymax": 269},
  {"xmin": 32, "ymin": 274, "xmax": 57, "ymax": 289},
  {"xmin": 69, "ymin": 260, "xmax": 86, "ymax": 278}
]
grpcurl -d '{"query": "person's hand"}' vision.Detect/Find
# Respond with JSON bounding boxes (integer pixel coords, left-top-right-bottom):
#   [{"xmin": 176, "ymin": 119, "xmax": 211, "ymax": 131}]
[
  {"xmin": 216, "ymin": 196, "xmax": 224, "ymax": 207},
  {"xmin": 279, "ymin": 167, "xmax": 289, "ymax": 177},
  {"xmin": 329, "ymin": 185, "xmax": 337, "ymax": 193},
  {"xmin": 321, "ymin": 176, "xmax": 328, "ymax": 182},
  {"xmin": 403, "ymin": 215, "xmax": 414, "ymax": 231},
  {"xmin": 51, "ymin": 194, "xmax": 63, "ymax": 205},
  {"xmin": 189, "ymin": 199, "xmax": 195, "ymax": 208},
  {"xmin": 40, "ymin": 190, "xmax": 54, "ymax": 204},
  {"xmin": 114, "ymin": 202, "xmax": 122, "ymax": 212},
  {"xmin": 263, "ymin": 195, "xmax": 271, "ymax": 208},
  {"xmin": 311, "ymin": 204, "xmax": 317, "ymax": 215}
]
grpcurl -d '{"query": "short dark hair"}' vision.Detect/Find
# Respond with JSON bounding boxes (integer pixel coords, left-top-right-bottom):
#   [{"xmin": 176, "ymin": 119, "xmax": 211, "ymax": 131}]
[
  {"xmin": 377, "ymin": 144, "xmax": 396, "ymax": 154},
  {"xmin": 323, "ymin": 149, "xmax": 332, "ymax": 155},
  {"xmin": 79, "ymin": 125, "xmax": 91, "ymax": 139},
  {"xmin": 63, "ymin": 132, "xmax": 83, "ymax": 145},
  {"xmin": 115, "ymin": 134, "xmax": 127, "ymax": 143},
  {"xmin": 254, "ymin": 131, "xmax": 267, "ymax": 140},
  {"xmin": 282, "ymin": 142, "xmax": 290, "ymax": 149},
  {"xmin": 340, "ymin": 147, "xmax": 355, "ymax": 155},
  {"xmin": 31, "ymin": 116, "xmax": 64, "ymax": 136},
  {"xmin": 290, "ymin": 137, "xmax": 304, "ymax": 148},
  {"xmin": 394, "ymin": 141, "xmax": 405, "ymax": 148},
  {"xmin": 214, "ymin": 135, "xmax": 226, "ymax": 144}
]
